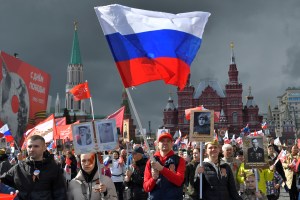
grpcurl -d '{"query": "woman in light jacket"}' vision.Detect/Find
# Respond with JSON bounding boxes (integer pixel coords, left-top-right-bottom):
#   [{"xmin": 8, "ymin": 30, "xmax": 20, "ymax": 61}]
[
  {"xmin": 68, "ymin": 153, "xmax": 118, "ymax": 200},
  {"xmin": 110, "ymin": 150, "xmax": 125, "ymax": 200}
]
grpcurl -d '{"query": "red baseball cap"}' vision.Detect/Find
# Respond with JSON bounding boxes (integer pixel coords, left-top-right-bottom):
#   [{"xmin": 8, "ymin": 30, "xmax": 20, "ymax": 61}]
[{"xmin": 158, "ymin": 132, "xmax": 173, "ymax": 142}]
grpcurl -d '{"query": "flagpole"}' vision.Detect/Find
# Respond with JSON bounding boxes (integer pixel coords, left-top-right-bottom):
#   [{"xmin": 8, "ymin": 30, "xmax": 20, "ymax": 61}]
[
  {"xmin": 254, "ymin": 168, "xmax": 259, "ymax": 200},
  {"xmin": 125, "ymin": 88, "xmax": 153, "ymax": 160},
  {"xmin": 89, "ymin": 98, "xmax": 95, "ymax": 121},
  {"xmin": 199, "ymin": 141, "xmax": 203, "ymax": 199},
  {"xmin": 13, "ymin": 140, "xmax": 21, "ymax": 152},
  {"xmin": 89, "ymin": 97, "xmax": 103, "ymax": 195}
]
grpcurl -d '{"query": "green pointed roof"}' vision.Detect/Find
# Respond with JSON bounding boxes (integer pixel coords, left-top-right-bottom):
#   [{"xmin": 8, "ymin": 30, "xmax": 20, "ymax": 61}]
[{"xmin": 70, "ymin": 22, "xmax": 82, "ymax": 65}]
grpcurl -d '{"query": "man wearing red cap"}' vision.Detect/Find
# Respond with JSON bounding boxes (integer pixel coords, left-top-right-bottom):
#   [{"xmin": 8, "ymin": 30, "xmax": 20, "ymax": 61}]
[{"xmin": 143, "ymin": 132, "xmax": 186, "ymax": 199}]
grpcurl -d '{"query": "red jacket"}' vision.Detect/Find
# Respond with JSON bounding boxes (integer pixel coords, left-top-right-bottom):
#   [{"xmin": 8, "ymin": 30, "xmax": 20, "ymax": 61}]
[{"xmin": 143, "ymin": 150, "xmax": 186, "ymax": 192}]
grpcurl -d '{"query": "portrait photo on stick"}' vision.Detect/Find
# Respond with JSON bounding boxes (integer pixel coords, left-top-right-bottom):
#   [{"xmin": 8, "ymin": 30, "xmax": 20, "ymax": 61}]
[
  {"xmin": 95, "ymin": 119, "xmax": 118, "ymax": 151},
  {"xmin": 71, "ymin": 122, "xmax": 96, "ymax": 155},
  {"xmin": 243, "ymin": 136, "xmax": 268, "ymax": 169},
  {"xmin": 189, "ymin": 110, "xmax": 214, "ymax": 142}
]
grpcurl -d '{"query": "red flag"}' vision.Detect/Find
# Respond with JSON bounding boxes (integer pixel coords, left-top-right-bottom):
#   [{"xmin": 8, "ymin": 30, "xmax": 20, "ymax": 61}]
[
  {"xmin": 55, "ymin": 117, "xmax": 66, "ymax": 126},
  {"xmin": 69, "ymin": 82, "xmax": 91, "ymax": 101},
  {"xmin": 106, "ymin": 106, "xmax": 125, "ymax": 134},
  {"xmin": 65, "ymin": 157, "xmax": 72, "ymax": 165},
  {"xmin": 0, "ymin": 193, "xmax": 17, "ymax": 200}
]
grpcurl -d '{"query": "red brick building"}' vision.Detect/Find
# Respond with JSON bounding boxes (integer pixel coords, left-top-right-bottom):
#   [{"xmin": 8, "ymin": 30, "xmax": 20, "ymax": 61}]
[{"xmin": 163, "ymin": 44, "xmax": 263, "ymax": 136}]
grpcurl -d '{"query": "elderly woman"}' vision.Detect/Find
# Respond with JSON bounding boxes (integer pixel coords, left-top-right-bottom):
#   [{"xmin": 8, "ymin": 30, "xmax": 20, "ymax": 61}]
[{"xmin": 68, "ymin": 153, "xmax": 117, "ymax": 200}]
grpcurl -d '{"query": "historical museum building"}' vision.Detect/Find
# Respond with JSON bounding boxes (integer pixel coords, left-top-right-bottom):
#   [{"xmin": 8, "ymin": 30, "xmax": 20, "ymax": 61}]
[{"xmin": 163, "ymin": 43, "xmax": 263, "ymax": 136}]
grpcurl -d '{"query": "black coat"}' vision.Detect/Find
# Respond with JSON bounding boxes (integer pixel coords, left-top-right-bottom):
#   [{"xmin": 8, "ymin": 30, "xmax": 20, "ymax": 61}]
[
  {"xmin": 268, "ymin": 155, "xmax": 287, "ymax": 182},
  {"xmin": 248, "ymin": 147, "xmax": 265, "ymax": 162},
  {"xmin": 194, "ymin": 162, "xmax": 242, "ymax": 200},
  {"xmin": 185, "ymin": 160, "xmax": 199, "ymax": 198},
  {"xmin": 0, "ymin": 157, "xmax": 67, "ymax": 200},
  {"xmin": 125, "ymin": 157, "xmax": 148, "ymax": 200}
]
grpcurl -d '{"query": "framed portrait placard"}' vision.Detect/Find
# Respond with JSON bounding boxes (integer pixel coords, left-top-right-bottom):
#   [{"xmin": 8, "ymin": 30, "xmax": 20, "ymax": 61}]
[
  {"xmin": 156, "ymin": 129, "xmax": 170, "ymax": 141},
  {"xmin": 123, "ymin": 119, "xmax": 130, "ymax": 142},
  {"xmin": 95, "ymin": 119, "xmax": 118, "ymax": 151},
  {"xmin": 0, "ymin": 138, "xmax": 6, "ymax": 149},
  {"xmin": 71, "ymin": 122, "xmax": 97, "ymax": 155},
  {"xmin": 56, "ymin": 139, "xmax": 64, "ymax": 152},
  {"xmin": 147, "ymin": 138, "xmax": 155, "ymax": 150},
  {"xmin": 243, "ymin": 136, "xmax": 268, "ymax": 169},
  {"xmin": 135, "ymin": 128, "xmax": 146, "ymax": 138},
  {"xmin": 189, "ymin": 110, "xmax": 214, "ymax": 142}
]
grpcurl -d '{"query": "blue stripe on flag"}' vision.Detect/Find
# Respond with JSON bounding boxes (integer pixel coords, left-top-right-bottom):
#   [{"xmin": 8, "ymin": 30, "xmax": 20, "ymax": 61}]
[{"xmin": 105, "ymin": 29, "xmax": 201, "ymax": 65}]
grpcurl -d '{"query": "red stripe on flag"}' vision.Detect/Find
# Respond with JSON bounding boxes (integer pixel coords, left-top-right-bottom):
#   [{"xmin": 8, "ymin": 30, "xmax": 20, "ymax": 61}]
[{"xmin": 116, "ymin": 57, "xmax": 190, "ymax": 90}]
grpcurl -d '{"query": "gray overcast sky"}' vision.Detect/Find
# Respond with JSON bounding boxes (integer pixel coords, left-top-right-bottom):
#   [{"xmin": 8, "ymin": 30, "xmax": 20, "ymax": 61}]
[{"xmin": 1, "ymin": 0, "xmax": 300, "ymax": 133}]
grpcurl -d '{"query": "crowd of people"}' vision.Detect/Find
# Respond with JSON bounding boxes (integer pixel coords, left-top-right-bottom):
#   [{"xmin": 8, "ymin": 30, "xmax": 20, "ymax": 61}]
[{"xmin": 0, "ymin": 133, "xmax": 300, "ymax": 200}]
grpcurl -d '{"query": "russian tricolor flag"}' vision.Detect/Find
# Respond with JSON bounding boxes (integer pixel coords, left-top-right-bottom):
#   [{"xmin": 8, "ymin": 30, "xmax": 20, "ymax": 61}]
[
  {"xmin": 0, "ymin": 124, "xmax": 14, "ymax": 142},
  {"xmin": 95, "ymin": 4, "xmax": 210, "ymax": 90}
]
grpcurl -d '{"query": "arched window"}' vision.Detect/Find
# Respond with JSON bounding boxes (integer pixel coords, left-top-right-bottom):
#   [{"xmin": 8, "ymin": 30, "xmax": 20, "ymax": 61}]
[{"xmin": 232, "ymin": 112, "xmax": 238, "ymax": 124}]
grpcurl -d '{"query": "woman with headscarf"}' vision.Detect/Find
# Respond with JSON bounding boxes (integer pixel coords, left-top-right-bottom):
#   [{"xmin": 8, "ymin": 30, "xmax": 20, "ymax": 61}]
[{"xmin": 67, "ymin": 153, "xmax": 118, "ymax": 200}]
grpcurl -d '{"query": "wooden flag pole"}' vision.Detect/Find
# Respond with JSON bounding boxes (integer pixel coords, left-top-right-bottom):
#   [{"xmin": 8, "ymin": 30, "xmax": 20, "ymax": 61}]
[{"xmin": 125, "ymin": 88, "xmax": 153, "ymax": 160}]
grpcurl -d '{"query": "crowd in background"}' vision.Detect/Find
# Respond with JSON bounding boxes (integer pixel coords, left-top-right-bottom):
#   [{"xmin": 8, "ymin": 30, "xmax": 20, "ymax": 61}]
[{"xmin": 0, "ymin": 133, "xmax": 300, "ymax": 200}]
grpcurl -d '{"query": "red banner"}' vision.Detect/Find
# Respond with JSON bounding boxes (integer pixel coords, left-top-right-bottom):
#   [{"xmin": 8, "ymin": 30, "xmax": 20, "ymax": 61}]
[
  {"xmin": 0, "ymin": 51, "xmax": 51, "ymax": 144},
  {"xmin": 106, "ymin": 106, "xmax": 125, "ymax": 133}
]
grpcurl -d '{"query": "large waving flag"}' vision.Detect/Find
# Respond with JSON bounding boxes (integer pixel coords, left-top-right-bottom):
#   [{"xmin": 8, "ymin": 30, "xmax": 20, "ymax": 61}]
[
  {"xmin": 69, "ymin": 82, "xmax": 91, "ymax": 101},
  {"xmin": 0, "ymin": 124, "xmax": 14, "ymax": 142},
  {"xmin": 95, "ymin": 4, "xmax": 210, "ymax": 90}
]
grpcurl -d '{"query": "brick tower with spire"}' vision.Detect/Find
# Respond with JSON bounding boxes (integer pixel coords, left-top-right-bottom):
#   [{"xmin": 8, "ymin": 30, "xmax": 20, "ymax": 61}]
[
  {"xmin": 55, "ymin": 22, "xmax": 90, "ymax": 119},
  {"xmin": 121, "ymin": 88, "xmax": 136, "ymax": 141}
]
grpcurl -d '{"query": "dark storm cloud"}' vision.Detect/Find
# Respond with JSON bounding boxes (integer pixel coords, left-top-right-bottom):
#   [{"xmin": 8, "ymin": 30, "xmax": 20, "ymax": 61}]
[
  {"xmin": 1, "ymin": 0, "xmax": 300, "ymax": 132},
  {"xmin": 283, "ymin": 44, "xmax": 300, "ymax": 78}
]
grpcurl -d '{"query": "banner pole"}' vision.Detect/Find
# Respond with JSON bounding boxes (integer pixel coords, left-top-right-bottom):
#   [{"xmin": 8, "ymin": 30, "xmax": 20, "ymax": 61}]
[
  {"xmin": 126, "ymin": 142, "xmax": 129, "ymax": 170},
  {"xmin": 13, "ymin": 140, "xmax": 21, "ymax": 152},
  {"xmin": 89, "ymin": 97, "xmax": 95, "ymax": 121},
  {"xmin": 200, "ymin": 141, "xmax": 203, "ymax": 199},
  {"xmin": 125, "ymin": 88, "xmax": 153, "ymax": 160},
  {"xmin": 254, "ymin": 168, "xmax": 259, "ymax": 200},
  {"xmin": 89, "ymin": 97, "xmax": 103, "ymax": 196}
]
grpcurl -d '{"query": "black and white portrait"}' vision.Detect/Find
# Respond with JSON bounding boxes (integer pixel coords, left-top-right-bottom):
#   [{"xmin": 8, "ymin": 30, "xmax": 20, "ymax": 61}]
[
  {"xmin": 243, "ymin": 136, "xmax": 268, "ymax": 169},
  {"xmin": 76, "ymin": 125, "xmax": 92, "ymax": 146},
  {"xmin": 95, "ymin": 119, "xmax": 118, "ymax": 151},
  {"xmin": 189, "ymin": 110, "xmax": 214, "ymax": 142},
  {"xmin": 123, "ymin": 119, "xmax": 130, "ymax": 142},
  {"xmin": 98, "ymin": 122, "xmax": 114, "ymax": 143},
  {"xmin": 72, "ymin": 122, "xmax": 96, "ymax": 155},
  {"xmin": 247, "ymin": 138, "xmax": 264, "ymax": 162},
  {"xmin": 193, "ymin": 112, "xmax": 211, "ymax": 135}
]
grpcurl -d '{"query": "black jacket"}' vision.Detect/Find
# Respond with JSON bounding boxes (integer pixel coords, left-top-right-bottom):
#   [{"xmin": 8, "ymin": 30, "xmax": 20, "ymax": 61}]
[
  {"xmin": 269, "ymin": 155, "xmax": 287, "ymax": 182},
  {"xmin": 195, "ymin": 161, "xmax": 242, "ymax": 200},
  {"xmin": 0, "ymin": 157, "xmax": 67, "ymax": 200},
  {"xmin": 185, "ymin": 160, "xmax": 199, "ymax": 198},
  {"xmin": 125, "ymin": 157, "xmax": 148, "ymax": 200}
]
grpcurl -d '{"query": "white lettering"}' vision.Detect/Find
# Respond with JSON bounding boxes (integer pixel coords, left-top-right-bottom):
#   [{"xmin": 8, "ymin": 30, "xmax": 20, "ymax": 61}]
[{"xmin": 29, "ymin": 82, "xmax": 46, "ymax": 94}]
